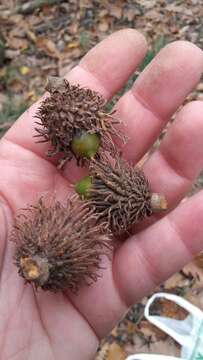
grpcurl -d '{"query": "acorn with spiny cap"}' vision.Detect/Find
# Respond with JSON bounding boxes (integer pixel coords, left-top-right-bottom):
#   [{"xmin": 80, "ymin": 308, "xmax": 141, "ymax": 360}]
[
  {"xmin": 75, "ymin": 156, "xmax": 167, "ymax": 236},
  {"xmin": 35, "ymin": 76, "xmax": 124, "ymax": 167},
  {"xmin": 12, "ymin": 197, "xmax": 112, "ymax": 293}
]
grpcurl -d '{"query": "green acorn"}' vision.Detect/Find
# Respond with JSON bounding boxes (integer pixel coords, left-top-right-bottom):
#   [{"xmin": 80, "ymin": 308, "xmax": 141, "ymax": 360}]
[
  {"xmin": 71, "ymin": 131, "xmax": 100, "ymax": 160},
  {"xmin": 74, "ymin": 175, "xmax": 92, "ymax": 199},
  {"xmin": 35, "ymin": 76, "xmax": 124, "ymax": 167},
  {"xmin": 75, "ymin": 157, "xmax": 167, "ymax": 235}
]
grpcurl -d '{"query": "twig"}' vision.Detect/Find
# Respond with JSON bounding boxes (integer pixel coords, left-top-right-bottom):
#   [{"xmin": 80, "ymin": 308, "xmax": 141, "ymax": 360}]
[{"xmin": 14, "ymin": 0, "xmax": 63, "ymax": 15}]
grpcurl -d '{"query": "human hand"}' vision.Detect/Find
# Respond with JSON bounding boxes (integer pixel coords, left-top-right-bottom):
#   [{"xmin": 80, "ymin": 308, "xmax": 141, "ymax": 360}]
[{"xmin": 0, "ymin": 29, "xmax": 203, "ymax": 359}]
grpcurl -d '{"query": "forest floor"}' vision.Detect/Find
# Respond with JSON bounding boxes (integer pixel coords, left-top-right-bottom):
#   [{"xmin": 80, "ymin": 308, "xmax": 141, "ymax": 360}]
[{"xmin": 0, "ymin": 1, "xmax": 203, "ymax": 358}]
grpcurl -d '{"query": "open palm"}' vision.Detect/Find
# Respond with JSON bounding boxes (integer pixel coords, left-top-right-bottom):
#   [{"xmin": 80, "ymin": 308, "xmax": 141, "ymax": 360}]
[{"xmin": 0, "ymin": 29, "xmax": 203, "ymax": 359}]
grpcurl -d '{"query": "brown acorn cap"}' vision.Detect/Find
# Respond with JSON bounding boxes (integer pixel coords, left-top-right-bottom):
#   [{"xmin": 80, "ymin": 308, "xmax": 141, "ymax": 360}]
[
  {"xmin": 87, "ymin": 156, "xmax": 167, "ymax": 235},
  {"xmin": 34, "ymin": 76, "xmax": 124, "ymax": 167},
  {"xmin": 11, "ymin": 197, "xmax": 112, "ymax": 293}
]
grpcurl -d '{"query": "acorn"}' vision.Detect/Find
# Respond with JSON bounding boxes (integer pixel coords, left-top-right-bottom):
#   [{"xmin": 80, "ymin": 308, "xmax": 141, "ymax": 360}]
[
  {"xmin": 12, "ymin": 197, "xmax": 111, "ymax": 293},
  {"xmin": 71, "ymin": 131, "xmax": 100, "ymax": 160},
  {"xmin": 35, "ymin": 76, "xmax": 123, "ymax": 167},
  {"xmin": 74, "ymin": 175, "xmax": 92, "ymax": 199},
  {"xmin": 75, "ymin": 157, "xmax": 167, "ymax": 235}
]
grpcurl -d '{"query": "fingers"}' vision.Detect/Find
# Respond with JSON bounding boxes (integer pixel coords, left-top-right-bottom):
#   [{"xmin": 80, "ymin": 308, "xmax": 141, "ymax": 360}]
[
  {"xmin": 134, "ymin": 41, "xmax": 203, "ymax": 119},
  {"xmin": 116, "ymin": 41, "xmax": 203, "ymax": 162},
  {"xmin": 143, "ymin": 101, "xmax": 203, "ymax": 209},
  {"xmin": 72, "ymin": 29, "xmax": 147, "ymax": 97},
  {"xmin": 5, "ymin": 29, "xmax": 147, "ymax": 157},
  {"xmin": 114, "ymin": 190, "xmax": 203, "ymax": 306},
  {"xmin": 5, "ymin": 37, "xmax": 203, "ymax": 183}
]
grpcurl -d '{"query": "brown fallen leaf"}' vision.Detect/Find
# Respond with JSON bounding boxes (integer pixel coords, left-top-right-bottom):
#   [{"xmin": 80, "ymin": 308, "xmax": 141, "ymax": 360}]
[
  {"xmin": 96, "ymin": 343, "xmax": 109, "ymax": 360},
  {"xmin": 109, "ymin": 4, "xmax": 122, "ymax": 19},
  {"xmin": 123, "ymin": 7, "xmax": 138, "ymax": 21},
  {"xmin": 194, "ymin": 252, "xmax": 203, "ymax": 269},
  {"xmin": 98, "ymin": 20, "xmax": 109, "ymax": 32},
  {"xmin": 26, "ymin": 29, "xmax": 37, "ymax": 43},
  {"xmin": 107, "ymin": 343, "xmax": 126, "ymax": 360},
  {"xmin": 9, "ymin": 14, "xmax": 23, "ymax": 24},
  {"xmin": 166, "ymin": 4, "xmax": 193, "ymax": 16},
  {"xmin": 152, "ymin": 298, "xmax": 187, "ymax": 320},
  {"xmin": 139, "ymin": 320, "xmax": 168, "ymax": 342},
  {"xmin": 8, "ymin": 78, "xmax": 25, "ymax": 93},
  {"xmin": 5, "ymin": 49, "xmax": 21, "ymax": 60},
  {"xmin": 96, "ymin": 343, "xmax": 126, "ymax": 360},
  {"xmin": 24, "ymin": 90, "xmax": 38, "ymax": 102},
  {"xmin": 36, "ymin": 37, "xmax": 61, "ymax": 59},
  {"xmin": 68, "ymin": 23, "xmax": 78, "ymax": 35},
  {"xmin": 67, "ymin": 41, "xmax": 79, "ymax": 49},
  {"xmin": 99, "ymin": 9, "xmax": 108, "ymax": 18},
  {"xmin": 7, "ymin": 36, "xmax": 28, "ymax": 50}
]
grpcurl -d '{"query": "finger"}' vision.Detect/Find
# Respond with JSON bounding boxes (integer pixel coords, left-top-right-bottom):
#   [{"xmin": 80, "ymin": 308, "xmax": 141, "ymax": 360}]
[
  {"xmin": 115, "ymin": 41, "xmax": 203, "ymax": 163},
  {"xmin": 114, "ymin": 190, "xmax": 203, "ymax": 306},
  {"xmin": 143, "ymin": 101, "xmax": 203, "ymax": 209},
  {"xmin": 5, "ymin": 29, "xmax": 147, "ymax": 159}
]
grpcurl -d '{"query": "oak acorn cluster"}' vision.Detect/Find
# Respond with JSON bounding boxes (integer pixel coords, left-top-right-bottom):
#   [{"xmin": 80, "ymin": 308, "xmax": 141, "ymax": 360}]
[{"xmin": 12, "ymin": 76, "xmax": 167, "ymax": 293}]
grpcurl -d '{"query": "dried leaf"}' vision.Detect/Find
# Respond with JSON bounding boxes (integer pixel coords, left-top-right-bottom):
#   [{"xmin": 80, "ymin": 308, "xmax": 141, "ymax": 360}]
[
  {"xmin": 139, "ymin": 320, "xmax": 168, "ymax": 341},
  {"xmin": 7, "ymin": 36, "xmax": 28, "ymax": 50},
  {"xmin": 9, "ymin": 14, "xmax": 23, "ymax": 24},
  {"xmin": 8, "ymin": 78, "xmax": 24, "ymax": 93},
  {"xmin": 67, "ymin": 41, "xmax": 79, "ymax": 49},
  {"xmin": 5, "ymin": 49, "xmax": 21, "ymax": 60},
  {"xmin": 36, "ymin": 37, "xmax": 61, "ymax": 59},
  {"xmin": 19, "ymin": 66, "xmax": 30, "ymax": 75},
  {"xmin": 68, "ymin": 23, "xmax": 78, "ymax": 35},
  {"xmin": 96, "ymin": 342, "xmax": 126, "ymax": 360},
  {"xmin": 99, "ymin": 9, "xmax": 108, "ymax": 18},
  {"xmin": 96, "ymin": 343, "xmax": 109, "ymax": 360},
  {"xmin": 166, "ymin": 4, "xmax": 193, "ymax": 16},
  {"xmin": 26, "ymin": 29, "xmax": 37, "ymax": 43},
  {"xmin": 109, "ymin": 4, "xmax": 122, "ymax": 19},
  {"xmin": 123, "ymin": 8, "xmax": 137, "ymax": 21},
  {"xmin": 24, "ymin": 90, "xmax": 38, "ymax": 102},
  {"xmin": 107, "ymin": 343, "xmax": 126, "ymax": 360},
  {"xmin": 98, "ymin": 21, "xmax": 109, "ymax": 32},
  {"xmin": 27, "ymin": 14, "xmax": 42, "ymax": 26},
  {"xmin": 151, "ymin": 298, "xmax": 187, "ymax": 320}
]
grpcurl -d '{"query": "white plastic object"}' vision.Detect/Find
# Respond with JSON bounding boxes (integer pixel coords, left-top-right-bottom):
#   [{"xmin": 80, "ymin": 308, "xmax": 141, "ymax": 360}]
[{"xmin": 125, "ymin": 292, "xmax": 203, "ymax": 360}]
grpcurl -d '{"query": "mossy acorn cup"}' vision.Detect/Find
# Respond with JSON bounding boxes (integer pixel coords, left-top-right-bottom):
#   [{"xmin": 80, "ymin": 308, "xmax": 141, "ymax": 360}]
[
  {"xmin": 12, "ymin": 197, "xmax": 112, "ymax": 293},
  {"xmin": 35, "ymin": 76, "xmax": 123, "ymax": 167},
  {"xmin": 75, "ymin": 157, "xmax": 167, "ymax": 236}
]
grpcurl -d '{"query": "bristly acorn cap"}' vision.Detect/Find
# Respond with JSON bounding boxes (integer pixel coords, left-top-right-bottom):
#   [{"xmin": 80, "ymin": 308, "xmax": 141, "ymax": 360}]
[
  {"xmin": 76, "ymin": 156, "xmax": 167, "ymax": 236},
  {"xmin": 12, "ymin": 197, "xmax": 112, "ymax": 293},
  {"xmin": 34, "ymin": 76, "xmax": 124, "ymax": 167}
]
